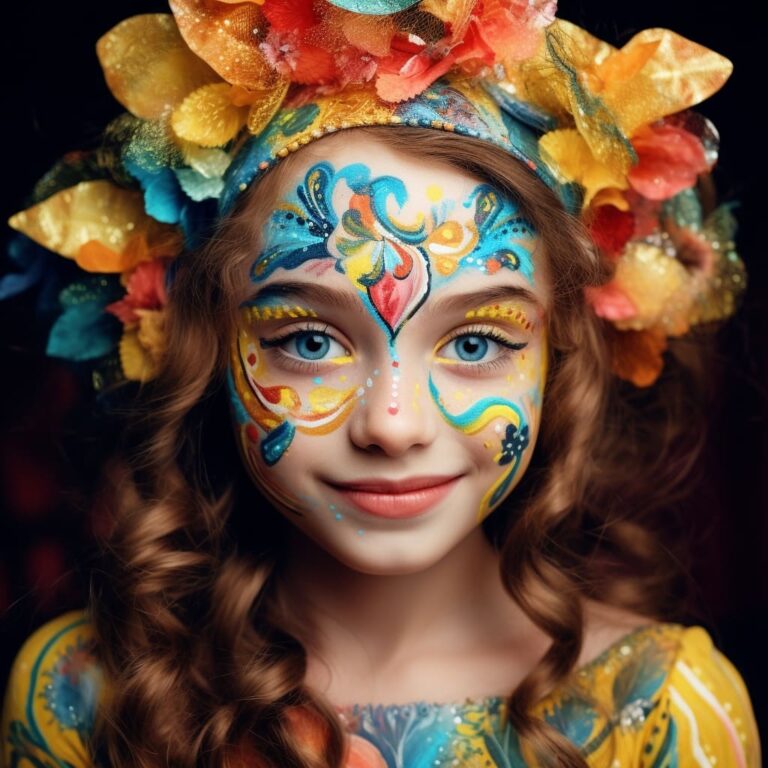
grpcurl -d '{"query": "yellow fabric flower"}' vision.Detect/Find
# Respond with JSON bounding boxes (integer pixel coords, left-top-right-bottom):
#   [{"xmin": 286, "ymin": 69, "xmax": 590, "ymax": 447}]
[
  {"xmin": 539, "ymin": 129, "xmax": 627, "ymax": 208},
  {"xmin": 508, "ymin": 19, "xmax": 732, "ymax": 177},
  {"xmin": 120, "ymin": 309, "xmax": 167, "ymax": 382},
  {"xmin": 8, "ymin": 181, "xmax": 183, "ymax": 272}
]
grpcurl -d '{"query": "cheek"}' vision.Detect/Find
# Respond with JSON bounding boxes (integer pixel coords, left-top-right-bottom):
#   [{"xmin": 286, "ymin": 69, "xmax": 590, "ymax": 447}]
[
  {"xmin": 428, "ymin": 345, "xmax": 545, "ymax": 520},
  {"xmin": 229, "ymin": 329, "xmax": 366, "ymax": 472}
]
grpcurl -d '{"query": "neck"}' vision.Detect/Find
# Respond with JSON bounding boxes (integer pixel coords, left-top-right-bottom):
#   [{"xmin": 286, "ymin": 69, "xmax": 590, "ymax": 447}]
[{"xmin": 272, "ymin": 526, "xmax": 536, "ymax": 699}]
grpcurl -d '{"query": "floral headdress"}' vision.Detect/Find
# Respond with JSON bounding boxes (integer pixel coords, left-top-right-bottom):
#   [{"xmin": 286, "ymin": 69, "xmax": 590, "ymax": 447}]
[{"xmin": 2, "ymin": 0, "xmax": 744, "ymax": 389}]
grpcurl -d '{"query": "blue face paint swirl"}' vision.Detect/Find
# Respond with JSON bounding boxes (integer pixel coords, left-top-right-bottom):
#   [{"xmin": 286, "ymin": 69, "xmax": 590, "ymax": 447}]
[
  {"xmin": 248, "ymin": 160, "xmax": 536, "ymax": 344},
  {"xmin": 428, "ymin": 374, "xmax": 530, "ymax": 521}
]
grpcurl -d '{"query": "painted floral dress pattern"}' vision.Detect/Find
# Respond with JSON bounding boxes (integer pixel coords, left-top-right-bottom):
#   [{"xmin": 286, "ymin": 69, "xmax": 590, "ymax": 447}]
[{"xmin": 1, "ymin": 613, "xmax": 760, "ymax": 767}]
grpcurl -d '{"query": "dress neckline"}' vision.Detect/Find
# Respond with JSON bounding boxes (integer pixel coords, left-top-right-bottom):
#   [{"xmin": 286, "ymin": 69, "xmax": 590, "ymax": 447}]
[{"xmin": 332, "ymin": 621, "xmax": 675, "ymax": 715}]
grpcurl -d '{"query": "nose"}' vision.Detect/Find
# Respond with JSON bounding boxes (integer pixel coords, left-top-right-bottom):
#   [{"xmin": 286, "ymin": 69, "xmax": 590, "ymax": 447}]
[{"xmin": 348, "ymin": 360, "xmax": 438, "ymax": 457}]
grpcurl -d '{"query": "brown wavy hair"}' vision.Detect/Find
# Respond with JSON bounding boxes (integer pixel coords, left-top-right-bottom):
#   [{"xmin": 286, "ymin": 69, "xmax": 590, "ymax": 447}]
[{"xmin": 91, "ymin": 127, "xmax": 714, "ymax": 767}]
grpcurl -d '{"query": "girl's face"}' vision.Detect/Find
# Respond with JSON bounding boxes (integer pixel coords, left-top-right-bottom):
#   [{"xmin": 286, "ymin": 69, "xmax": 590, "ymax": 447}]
[{"xmin": 228, "ymin": 135, "xmax": 551, "ymax": 575}]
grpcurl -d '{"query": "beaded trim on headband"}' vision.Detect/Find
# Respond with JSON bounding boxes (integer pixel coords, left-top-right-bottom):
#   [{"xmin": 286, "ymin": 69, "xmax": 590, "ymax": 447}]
[{"xmin": 2, "ymin": 0, "xmax": 745, "ymax": 389}]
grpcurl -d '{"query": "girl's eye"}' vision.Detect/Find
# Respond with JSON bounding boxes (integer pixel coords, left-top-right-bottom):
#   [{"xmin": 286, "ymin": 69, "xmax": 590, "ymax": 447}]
[
  {"xmin": 445, "ymin": 335, "xmax": 494, "ymax": 362},
  {"xmin": 436, "ymin": 329, "xmax": 527, "ymax": 371},
  {"xmin": 261, "ymin": 329, "xmax": 349, "ymax": 363}
]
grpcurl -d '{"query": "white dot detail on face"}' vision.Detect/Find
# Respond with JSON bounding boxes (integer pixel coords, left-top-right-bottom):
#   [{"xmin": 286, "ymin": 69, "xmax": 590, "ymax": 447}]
[{"xmin": 388, "ymin": 356, "xmax": 401, "ymax": 416}]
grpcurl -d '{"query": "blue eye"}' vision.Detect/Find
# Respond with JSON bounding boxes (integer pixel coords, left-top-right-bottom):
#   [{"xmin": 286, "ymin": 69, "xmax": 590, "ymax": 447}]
[
  {"xmin": 261, "ymin": 329, "xmax": 348, "ymax": 362},
  {"xmin": 437, "ymin": 329, "xmax": 527, "ymax": 369},
  {"xmin": 291, "ymin": 331, "xmax": 332, "ymax": 360},
  {"xmin": 451, "ymin": 335, "xmax": 491, "ymax": 361}
]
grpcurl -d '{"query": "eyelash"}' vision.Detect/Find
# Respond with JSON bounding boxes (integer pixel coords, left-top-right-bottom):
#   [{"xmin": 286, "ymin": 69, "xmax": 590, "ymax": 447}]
[
  {"xmin": 438, "ymin": 325, "xmax": 528, "ymax": 374},
  {"xmin": 259, "ymin": 323, "xmax": 347, "ymax": 374},
  {"xmin": 256, "ymin": 323, "xmax": 528, "ymax": 374}
]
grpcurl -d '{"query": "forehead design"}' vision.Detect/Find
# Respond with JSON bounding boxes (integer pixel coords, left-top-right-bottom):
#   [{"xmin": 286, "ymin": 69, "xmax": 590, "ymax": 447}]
[{"xmin": 251, "ymin": 160, "xmax": 537, "ymax": 340}]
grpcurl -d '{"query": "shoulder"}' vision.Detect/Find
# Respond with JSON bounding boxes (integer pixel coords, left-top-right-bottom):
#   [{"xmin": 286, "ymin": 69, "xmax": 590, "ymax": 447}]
[
  {"xmin": 639, "ymin": 624, "xmax": 761, "ymax": 767},
  {"xmin": 2, "ymin": 610, "xmax": 102, "ymax": 768},
  {"xmin": 538, "ymin": 621, "xmax": 761, "ymax": 766}
]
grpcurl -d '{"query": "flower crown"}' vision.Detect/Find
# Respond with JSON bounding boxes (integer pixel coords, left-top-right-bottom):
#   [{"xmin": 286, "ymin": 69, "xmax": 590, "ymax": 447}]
[{"xmin": 2, "ymin": 0, "xmax": 744, "ymax": 389}]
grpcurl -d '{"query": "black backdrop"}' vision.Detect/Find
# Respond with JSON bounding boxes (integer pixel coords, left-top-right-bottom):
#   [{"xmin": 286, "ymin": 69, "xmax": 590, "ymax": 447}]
[{"xmin": 1, "ymin": 0, "xmax": 766, "ymax": 749}]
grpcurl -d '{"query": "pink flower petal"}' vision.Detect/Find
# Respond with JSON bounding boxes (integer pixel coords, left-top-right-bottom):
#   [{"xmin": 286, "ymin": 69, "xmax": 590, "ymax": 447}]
[
  {"xmin": 375, "ymin": 52, "xmax": 455, "ymax": 102},
  {"xmin": 628, "ymin": 124, "xmax": 709, "ymax": 201},
  {"xmin": 585, "ymin": 282, "xmax": 638, "ymax": 321}
]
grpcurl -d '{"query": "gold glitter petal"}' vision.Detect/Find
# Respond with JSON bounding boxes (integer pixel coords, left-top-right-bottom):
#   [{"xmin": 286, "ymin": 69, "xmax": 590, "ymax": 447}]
[
  {"xmin": 629, "ymin": 28, "xmax": 733, "ymax": 115},
  {"xmin": 8, "ymin": 180, "xmax": 181, "ymax": 269},
  {"xmin": 246, "ymin": 77, "xmax": 290, "ymax": 135},
  {"xmin": 169, "ymin": 0, "xmax": 274, "ymax": 91},
  {"xmin": 96, "ymin": 14, "xmax": 220, "ymax": 119},
  {"xmin": 171, "ymin": 84, "xmax": 248, "ymax": 147},
  {"xmin": 539, "ymin": 129, "xmax": 627, "ymax": 208}
]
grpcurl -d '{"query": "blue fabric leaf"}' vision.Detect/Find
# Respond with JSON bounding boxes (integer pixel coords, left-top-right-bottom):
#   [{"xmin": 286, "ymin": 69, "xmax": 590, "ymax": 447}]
[
  {"xmin": 0, "ymin": 235, "xmax": 47, "ymax": 299},
  {"xmin": 143, "ymin": 169, "xmax": 185, "ymax": 225},
  {"xmin": 174, "ymin": 167, "xmax": 224, "ymax": 202},
  {"xmin": 46, "ymin": 278, "xmax": 122, "ymax": 362}
]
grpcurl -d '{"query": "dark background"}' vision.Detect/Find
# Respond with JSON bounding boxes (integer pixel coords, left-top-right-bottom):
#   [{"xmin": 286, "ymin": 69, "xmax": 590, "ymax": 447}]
[{"xmin": 1, "ymin": 0, "xmax": 766, "ymax": 750}]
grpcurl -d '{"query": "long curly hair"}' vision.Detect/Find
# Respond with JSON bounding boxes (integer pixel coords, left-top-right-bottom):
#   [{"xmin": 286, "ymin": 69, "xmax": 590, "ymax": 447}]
[{"xmin": 91, "ymin": 127, "xmax": 714, "ymax": 767}]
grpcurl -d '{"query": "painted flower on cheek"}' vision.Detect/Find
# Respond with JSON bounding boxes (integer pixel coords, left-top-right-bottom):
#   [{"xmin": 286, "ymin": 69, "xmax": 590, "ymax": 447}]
[{"xmin": 498, "ymin": 422, "xmax": 529, "ymax": 466}]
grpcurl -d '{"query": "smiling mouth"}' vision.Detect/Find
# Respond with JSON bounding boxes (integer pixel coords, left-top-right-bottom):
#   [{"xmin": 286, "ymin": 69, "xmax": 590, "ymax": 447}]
[{"xmin": 327, "ymin": 475, "xmax": 462, "ymax": 519}]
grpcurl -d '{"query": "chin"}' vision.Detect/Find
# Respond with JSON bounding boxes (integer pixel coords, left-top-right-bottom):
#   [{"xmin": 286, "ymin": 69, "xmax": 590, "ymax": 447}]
[{"xmin": 320, "ymin": 529, "xmax": 461, "ymax": 577}]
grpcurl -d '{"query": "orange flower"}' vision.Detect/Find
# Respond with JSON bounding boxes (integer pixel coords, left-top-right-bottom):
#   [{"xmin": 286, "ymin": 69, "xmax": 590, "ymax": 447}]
[{"xmin": 607, "ymin": 326, "xmax": 668, "ymax": 388}]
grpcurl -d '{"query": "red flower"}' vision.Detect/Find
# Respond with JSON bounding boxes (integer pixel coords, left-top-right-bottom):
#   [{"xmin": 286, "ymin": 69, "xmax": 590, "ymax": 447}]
[
  {"xmin": 623, "ymin": 189, "xmax": 662, "ymax": 239},
  {"xmin": 106, "ymin": 259, "xmax": 169, "ymax": 325},
  {"xmin": 375, "ymin": 19, "xmax": 491, "ymax": 102},
  {"xmin": 588, "ymin": 204, "xmax": 635, "ymax": 258},
  {"xmin": 261, "ymin": 0, "xmax": 317, "ymax": 33},
  {"xmin": 260, "ymin": 29, "xmax": 337, "ymax": 84},
  {"xmin": 628, "ymin": 123, "xmax": 709, "ymax": 200}
]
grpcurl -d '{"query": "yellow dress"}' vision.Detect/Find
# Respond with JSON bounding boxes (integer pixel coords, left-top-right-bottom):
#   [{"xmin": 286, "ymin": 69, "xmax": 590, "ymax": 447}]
[{"xmin": 2, "ymin": 611, "xmax": 761, "ymax": 767}]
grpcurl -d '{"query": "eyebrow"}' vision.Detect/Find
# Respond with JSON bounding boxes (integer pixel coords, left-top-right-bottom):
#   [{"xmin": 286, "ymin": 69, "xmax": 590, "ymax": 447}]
[
  {"xmin": 429, "ymin": 284, "xmax": 543, "ymax": 315},
  {"xmin": 246, "ymin": 281, "xmax": 369, "ymax": 317},
  {"xmin": 246, "ymin": 280, "xmax": 544, "ymax": 316}
]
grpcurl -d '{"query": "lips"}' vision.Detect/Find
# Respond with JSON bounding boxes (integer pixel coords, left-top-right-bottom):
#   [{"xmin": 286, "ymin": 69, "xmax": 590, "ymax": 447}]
[{"xmin": 328, "ymin": 475, "xmax": 462, "ymax": 519}]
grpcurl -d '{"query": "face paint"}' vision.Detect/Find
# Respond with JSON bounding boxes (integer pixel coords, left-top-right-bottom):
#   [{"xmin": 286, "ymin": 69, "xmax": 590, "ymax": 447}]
[
  {"xmin": 464, "ymin": 301, "xmax": 536, "ymax": 332},
  {"xmin": 427, "ymin": 375, "xmax": 529, "ymax": 522},
  {"xmin": 228, "ymin": 149, "xmax": 547, "ymax": 545},
  {"xmin": 244, "ymin": 304, "xmax": 318, "ymax": 321},
  {"xmin": 250, "ymin": 161, "xmax": 536, "ymax": 345},
  {"xmin": 229, "ymin": 310, "xmax": 361, "ymax": 483}
]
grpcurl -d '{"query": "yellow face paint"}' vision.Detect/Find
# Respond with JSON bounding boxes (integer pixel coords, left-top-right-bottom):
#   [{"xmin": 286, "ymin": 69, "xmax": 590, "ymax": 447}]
[
  {"xmin": 464, "ymin": 301, "xmax": 535, "ymax": 332},
  {"xmin": 244, "ymin": 304, "xmax": 318, "ymax": 322},
  {"xmin": 426, "ymin": 183, "xmax": 443, "ymax": 202}
]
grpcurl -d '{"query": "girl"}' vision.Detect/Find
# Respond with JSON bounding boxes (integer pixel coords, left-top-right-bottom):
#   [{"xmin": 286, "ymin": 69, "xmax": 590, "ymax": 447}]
[{"xmin": 1, "ymin": 2, "xmax": 760, "ymax": 767}]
